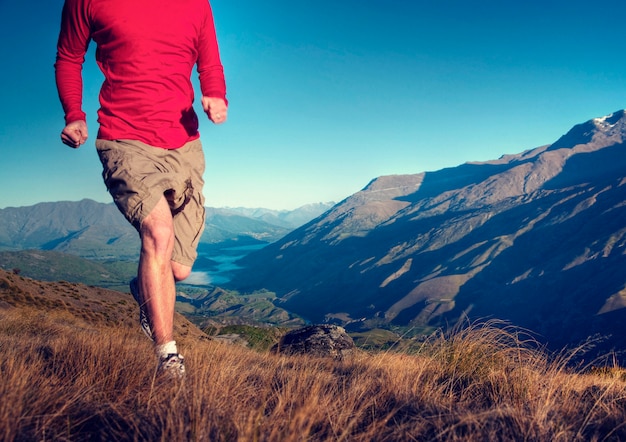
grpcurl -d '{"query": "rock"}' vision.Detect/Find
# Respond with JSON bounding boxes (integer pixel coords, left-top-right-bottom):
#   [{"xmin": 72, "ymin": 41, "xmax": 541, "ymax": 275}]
[{"xmin": 271, "ymin": 325, "xmax": 355, "ymax": 360}]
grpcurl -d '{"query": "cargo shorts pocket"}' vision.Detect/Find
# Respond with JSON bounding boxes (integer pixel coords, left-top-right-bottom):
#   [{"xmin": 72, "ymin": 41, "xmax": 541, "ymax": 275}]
[{"xmin": 95, "ymin": 140, "xmax": 153, "ymax": 229}]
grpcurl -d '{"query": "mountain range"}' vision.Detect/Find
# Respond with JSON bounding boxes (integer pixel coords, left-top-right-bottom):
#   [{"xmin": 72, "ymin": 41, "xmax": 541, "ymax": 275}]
[
  {"xmin": 229, "ymin": 110, "xmax": 626, "ymax": 360},
  {"xmin": 0, "ymin": 200, "xmax": 334, "ymax": 261}
]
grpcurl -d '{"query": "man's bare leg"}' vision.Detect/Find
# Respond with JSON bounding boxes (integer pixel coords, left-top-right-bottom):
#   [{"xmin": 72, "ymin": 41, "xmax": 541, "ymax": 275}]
[{"xmin": 138, "ymin": 195, "xmax": 191, "ymax": 346}]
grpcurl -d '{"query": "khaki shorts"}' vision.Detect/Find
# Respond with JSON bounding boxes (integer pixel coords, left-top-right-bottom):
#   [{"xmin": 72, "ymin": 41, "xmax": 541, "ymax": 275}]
[{"xmin": 95, "ymin": 138, "xmax": 206, "ymax": 267}]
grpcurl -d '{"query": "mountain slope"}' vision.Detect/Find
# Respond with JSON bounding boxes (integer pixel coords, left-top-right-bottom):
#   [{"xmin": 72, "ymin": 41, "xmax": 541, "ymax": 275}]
[{"xmin": 230, "ymin": 110, "xmax": 626, "ymax": 358}]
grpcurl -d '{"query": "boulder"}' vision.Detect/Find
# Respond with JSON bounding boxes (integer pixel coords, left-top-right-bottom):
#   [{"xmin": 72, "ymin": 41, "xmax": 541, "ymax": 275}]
[{"xmin": 271, "ymin": 325, "xmax": 356, "ymax": 360}]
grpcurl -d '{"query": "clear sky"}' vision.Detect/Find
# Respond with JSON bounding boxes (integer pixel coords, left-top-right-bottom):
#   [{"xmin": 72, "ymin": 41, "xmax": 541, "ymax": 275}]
[{"xmin": 0, "ymin": 0, "xmax": 625, "ymax": 210}]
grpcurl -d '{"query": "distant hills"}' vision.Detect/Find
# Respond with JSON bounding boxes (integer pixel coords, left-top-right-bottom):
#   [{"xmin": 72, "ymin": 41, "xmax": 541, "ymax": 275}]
[
  {"xmin": 230, "ymin": 110, "xmax": 626, "ymax": 360},
  {"xmin": 0, "ymin": 200, "xmax": 335, "ymax": 261},
  {"xmin": 0, "ymin": 199, "xmax": 137, "ymax": 260}
]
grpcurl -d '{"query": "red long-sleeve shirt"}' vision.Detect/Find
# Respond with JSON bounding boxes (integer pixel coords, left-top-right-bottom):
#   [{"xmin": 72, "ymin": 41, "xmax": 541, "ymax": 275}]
[{"xmin": 55, "ymin": 0, "xmax": 227, "ymax": 149}]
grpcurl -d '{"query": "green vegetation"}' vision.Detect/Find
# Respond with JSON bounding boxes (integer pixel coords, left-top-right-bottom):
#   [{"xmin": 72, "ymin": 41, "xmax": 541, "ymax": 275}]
[
  {"xmin": 0, "ymin": 250, "xmax": 136, "ymax": 290},
  {"xmin": 204, "ymin": 324, "xmax": 286, "ymax": 351},
  {"xmin": 349, "ymin": 328, "xmax": 404, "ymax": 350},
  {"xmin": 178, "ymin": 287, "xmax": 305, "ymax": 328}
]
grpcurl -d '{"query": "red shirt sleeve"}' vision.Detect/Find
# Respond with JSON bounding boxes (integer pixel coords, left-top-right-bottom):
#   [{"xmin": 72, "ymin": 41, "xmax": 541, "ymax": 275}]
[
  {"xmin": 197, "ymin": 2, "xmax": 227, "ymax": 104},
  {"xmin": 55, "ymin": 0, "xmax": 91, "ymax": 124}
]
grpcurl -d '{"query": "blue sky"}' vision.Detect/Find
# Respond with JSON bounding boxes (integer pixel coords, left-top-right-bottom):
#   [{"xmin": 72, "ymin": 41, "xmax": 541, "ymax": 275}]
[{"xmin": 1, "ymin": 1, "xmax": 625, "ymax": 210}]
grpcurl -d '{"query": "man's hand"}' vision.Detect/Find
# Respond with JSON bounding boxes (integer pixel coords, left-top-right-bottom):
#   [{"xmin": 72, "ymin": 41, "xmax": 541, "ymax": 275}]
[
  {"xmin": 61, "ymin": 120, "xmax": 88, "ymax": 148},
  {"xmin": 201, "ymin": 96, "xmax": 228, "ymax": 124}
]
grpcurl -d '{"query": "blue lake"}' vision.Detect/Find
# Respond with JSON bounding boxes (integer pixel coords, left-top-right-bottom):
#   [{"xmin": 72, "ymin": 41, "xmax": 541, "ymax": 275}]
[{"xmin": 186, "ymin": 244, "xmax": 266, "ymax": 286}]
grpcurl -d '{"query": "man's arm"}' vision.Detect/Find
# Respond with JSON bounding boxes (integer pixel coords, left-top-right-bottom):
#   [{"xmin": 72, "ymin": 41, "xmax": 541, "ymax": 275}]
[
  {"xmin": 197, "ymin": 1, "xmax": 228, "ymax": 124},
  {"xmin": 55, "ymin": 0, "xmax": 91, "ymax": 146}
]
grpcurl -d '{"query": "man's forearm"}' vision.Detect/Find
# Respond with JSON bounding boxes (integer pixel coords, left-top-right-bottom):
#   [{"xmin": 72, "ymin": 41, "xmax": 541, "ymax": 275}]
[
  {"xmin": 55, "ymin": 0, "xmax": 90, "ymax": 123},
  {"xmin": 55, "ymin": 57, "xmax": 86, "ymax": 124},
  {"xmin": 196, "ymin": 2, "xmax": 227, "ymax": 103}
]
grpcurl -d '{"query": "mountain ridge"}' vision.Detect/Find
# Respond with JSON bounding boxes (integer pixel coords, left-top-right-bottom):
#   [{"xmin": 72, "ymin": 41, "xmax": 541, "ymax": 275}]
[{"xmin": 229, "ymin": 109, "xmax": 626, "ymax": 360}]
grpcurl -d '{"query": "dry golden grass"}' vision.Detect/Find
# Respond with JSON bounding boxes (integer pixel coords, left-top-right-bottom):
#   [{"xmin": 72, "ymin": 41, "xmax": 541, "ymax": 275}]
[{"xmin": 1, "ymin": 270, "xmax": 625, "ymax": 441}]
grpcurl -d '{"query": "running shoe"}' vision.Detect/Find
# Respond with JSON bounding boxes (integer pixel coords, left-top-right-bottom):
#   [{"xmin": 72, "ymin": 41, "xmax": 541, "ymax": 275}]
[
  {"xmin": 158, "ymin": 353, "xmax": 186, "ymax": 378},
  {"xmin": 130, "ymin": 277, "xmax": 154, "ymax": 341}
]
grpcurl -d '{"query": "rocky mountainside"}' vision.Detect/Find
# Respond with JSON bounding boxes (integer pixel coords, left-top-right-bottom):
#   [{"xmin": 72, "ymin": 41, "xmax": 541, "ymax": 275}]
[
  {"xmin": 230, "ymin": 110, "xmax": 626, "ymax": 359},
  {"xmin": 0, "ymin": 200, "xmax": 333, "ymax": 260}
]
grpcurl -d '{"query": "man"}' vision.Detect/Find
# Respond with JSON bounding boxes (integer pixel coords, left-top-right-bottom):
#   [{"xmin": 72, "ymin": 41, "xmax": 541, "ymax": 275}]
[{"xmin": 55, "ymin": 0, "xmax": 227, "ymax": 377}]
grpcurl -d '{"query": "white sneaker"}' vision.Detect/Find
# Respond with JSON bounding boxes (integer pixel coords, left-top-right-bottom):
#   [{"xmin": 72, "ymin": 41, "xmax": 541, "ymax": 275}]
[{"xmin": 158, "ymin": 353, "xmax": 186, "ymax": 378}]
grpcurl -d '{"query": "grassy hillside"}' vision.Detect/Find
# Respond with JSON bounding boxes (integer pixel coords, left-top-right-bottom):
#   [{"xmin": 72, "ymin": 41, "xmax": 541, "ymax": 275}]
[{"xmin": 1, "ymin": 269, "xmax": 625, "ymax": 441}]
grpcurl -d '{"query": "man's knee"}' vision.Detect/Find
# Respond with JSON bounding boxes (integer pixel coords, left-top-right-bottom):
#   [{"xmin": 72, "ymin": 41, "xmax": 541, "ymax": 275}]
[
  {"xmin": 140, "ymin": 199, "xmax": 175, "ymax": 251},
  {"xmin": 172, "ymin": 262, "xmax": 192, "ymax": 282},
  {"xmin": 140, "ymin": 223, "xmax": 175, "ymax": 258}
]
